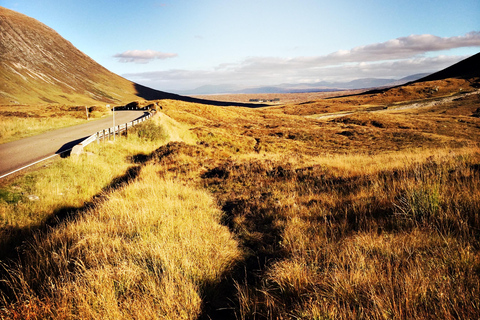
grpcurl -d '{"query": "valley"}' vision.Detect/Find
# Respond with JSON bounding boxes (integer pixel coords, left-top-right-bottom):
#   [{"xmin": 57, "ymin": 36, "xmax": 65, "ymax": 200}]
[
  {"xmin": 1, "ymin": 77, "xmax": 479, "ymax": 319},
  {"xmin": 1, "ymin": 5, "xmax": 480, "ymax": 320}
]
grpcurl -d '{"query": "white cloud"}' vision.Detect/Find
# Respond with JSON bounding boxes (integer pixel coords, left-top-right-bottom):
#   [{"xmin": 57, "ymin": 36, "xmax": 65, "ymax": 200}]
[
  {"xmin": 114, "ymin": 50, "xmax": 178, "ymax": 64},
  {"xmin": 125, "ymin": 55, "xmax": 467, "ymax": 91},
  {"xmin": 228, "ymin": 32, "xmax": 480, "ymax": 72},
  {"xmin": 122, "ymin": 32, "xmax": 480, "ymax": 91},
  {"xmin": 323, "ymin": 31, "xmax": 480, "ymax": 63}
]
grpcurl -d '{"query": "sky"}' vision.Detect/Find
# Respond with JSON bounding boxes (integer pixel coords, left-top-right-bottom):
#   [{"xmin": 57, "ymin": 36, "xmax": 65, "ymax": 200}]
[{"xmin": 2, "ymin": 0, "xmax": 480, "ymax": 93}]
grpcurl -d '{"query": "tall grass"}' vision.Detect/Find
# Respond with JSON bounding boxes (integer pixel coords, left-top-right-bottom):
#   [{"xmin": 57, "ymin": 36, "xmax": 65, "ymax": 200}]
[
  {"xmin": 1, "ymin": 93, "xmax": 480, "ymax": 319},
  {"xmin": 196, "ymin": 149, "xmax": 480, "ymax": 319},
  {"xmin": 1, "ymin": 165, "xmax": 241, "ymax": 319},
  {"xmin": 0, "ymin": 114, "xmax": 243, "ymax": 319},
  {"xmin": 154, "ymin": 98, "xmax": 480, "ymax": 319},
  {"xmin": 0, "ymin": 130, "xmax": 149, "ymax": 231},
  {"xmin": 0, "ymin": 114, "xmax": 186, "ymax": 231}
]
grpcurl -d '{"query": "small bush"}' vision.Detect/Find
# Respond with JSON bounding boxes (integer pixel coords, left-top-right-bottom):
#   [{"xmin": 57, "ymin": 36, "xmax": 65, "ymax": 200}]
[
  {"xmin": 0, "ymin": 189, "xmax": 23, "ymax": 204},
  {"xmin": 396, "ymin": 184, "xmax": 441, "ymax": 222},
  {"xmin": 130, "ymin": 121, "xmax": 167, "ymax": 142}
]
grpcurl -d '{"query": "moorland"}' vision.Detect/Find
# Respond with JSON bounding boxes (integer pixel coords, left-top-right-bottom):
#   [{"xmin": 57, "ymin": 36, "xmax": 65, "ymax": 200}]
[{"xmin": 0, "ymin": 72, "xmax": 479, "ymax": 319}]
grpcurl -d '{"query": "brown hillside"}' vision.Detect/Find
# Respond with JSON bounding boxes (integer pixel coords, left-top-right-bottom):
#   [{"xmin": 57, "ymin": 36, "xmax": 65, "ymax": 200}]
[{"xmin": 0, "ymin": 6, "xmax": 148, "ymax": 105}]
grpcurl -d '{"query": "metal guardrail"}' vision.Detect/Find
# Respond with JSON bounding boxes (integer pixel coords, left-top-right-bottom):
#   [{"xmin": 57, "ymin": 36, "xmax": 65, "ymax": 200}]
[
  {"xmin": 72, "ymin": 112, "xmax": 153, "ymax": 154},
  {"xmin": 0, "ymin": 112, "xmax": 155, "ymax": 179}
]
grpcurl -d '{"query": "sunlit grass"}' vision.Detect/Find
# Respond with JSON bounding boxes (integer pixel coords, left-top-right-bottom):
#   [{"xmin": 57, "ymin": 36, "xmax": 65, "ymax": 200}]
[
  {"xmin": 0, "ymin": 105, "xmax": 111, "ymax": 144},
  {"xmin": 1, "ymin": 165, "xmax": 241, "ymax": 319},
  {"xmin": 1, "ymin": 86, "xmax": 480, "ymax": 319},
  {"xmin": 0, "ymin": 116, "xmax": 87, "ymax": 144}
]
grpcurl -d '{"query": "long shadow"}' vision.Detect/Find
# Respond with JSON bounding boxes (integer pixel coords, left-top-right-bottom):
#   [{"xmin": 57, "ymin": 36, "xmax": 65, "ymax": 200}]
[
  {"xmin": 134, "ymin": 111, "xmax": 151, "ymax": 120},
  {"xmin": 134, "ymin": 83, "xmax": 269, "ymax": 108},
  {"xmin": 0, "ymin": 165, "xmax": 142, "ymax": 301},
  {"xmin": 56, "ymin": 136, "xmax": 89, "ymax": 156},
  {"xmin": 43, "ymin": 166, "xmax": 141, "ymax": 229}
]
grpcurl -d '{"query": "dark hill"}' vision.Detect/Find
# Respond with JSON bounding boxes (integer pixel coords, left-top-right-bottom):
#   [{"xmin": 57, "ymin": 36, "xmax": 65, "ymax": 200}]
[
  {"xmin": 415, "ymin": 52, "xmax": 480, "ymax": 82},
  {"xmin": 356, "ymin": 52, "xmax": 480, "ymax": 97}
]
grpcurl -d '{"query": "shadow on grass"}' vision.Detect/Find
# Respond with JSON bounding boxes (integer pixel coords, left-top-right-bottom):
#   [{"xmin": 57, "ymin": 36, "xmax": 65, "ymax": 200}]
[
  {"xmin": 0, "ymin": 165, "xmax": 142, "ymax": 301},
  {"xmin": 43, "ymin": 165, "xmax": 141, "ymax": 229}
]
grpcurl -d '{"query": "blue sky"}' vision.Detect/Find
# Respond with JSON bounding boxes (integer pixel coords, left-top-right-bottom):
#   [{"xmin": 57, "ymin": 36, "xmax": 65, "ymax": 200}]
[{"xmin": 3, "ymin": 0, "xmax": 480, "ymax": 92}]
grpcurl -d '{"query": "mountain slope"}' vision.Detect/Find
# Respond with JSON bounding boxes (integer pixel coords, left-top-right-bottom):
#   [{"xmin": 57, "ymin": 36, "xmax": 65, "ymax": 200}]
[
  {"xmin": 0, "ymin": 7, "xmax": 208, "ymax": 106},
  {"xmin": 415, "ymin": 52, "xmax": 480, "ymax": 83},
  {"xmin": 0, "ymin": 7, "xmax": 143, "ymax": 105},
  {"xmin": 357, "ymin": 53, "xmax": 480, "ymax": 97},
  {"xmin": 0, "ymin": 7, "xmax": 263, "ymax": 107}
]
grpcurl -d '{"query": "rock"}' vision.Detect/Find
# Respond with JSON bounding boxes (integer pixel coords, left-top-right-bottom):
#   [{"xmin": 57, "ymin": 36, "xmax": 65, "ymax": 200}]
[
  {"xmin": 71, "ymin": 144, "xmax": 84, "ymax": 155},
  {"xmin": 28, "ymin": 194, "xmax": 40, "ymax": 201}
]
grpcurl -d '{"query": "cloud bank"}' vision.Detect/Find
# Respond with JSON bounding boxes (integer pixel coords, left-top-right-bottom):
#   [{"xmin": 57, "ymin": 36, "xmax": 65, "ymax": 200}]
[
  {"xmin": 123, "ymin": 32, "xmax": 480, "ymax": 91},
  {"xmin": 324, "ymin": 31, "xmax": 480, "ymax": 63},
  {"xmin": 114, "ymin": 50, "xmax": 178, "ymax": 63}
]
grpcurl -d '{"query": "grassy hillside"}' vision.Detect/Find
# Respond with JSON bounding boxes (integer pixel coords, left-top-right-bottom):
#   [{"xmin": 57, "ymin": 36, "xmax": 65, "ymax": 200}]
[
  {"xmin": 0, "ymin": 6, "xmax": 145, "ymax": 106},
  {"xmin": 0, "ymin": 80, "xmax": 479, "ymax": 319},
  {"xmin": 1, "ymin": 7, "xmax": 231, "ymax": 107}
]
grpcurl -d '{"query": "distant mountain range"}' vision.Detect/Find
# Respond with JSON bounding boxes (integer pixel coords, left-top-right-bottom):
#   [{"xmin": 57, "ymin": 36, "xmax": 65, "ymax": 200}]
[{"xmin": 176, "ymin": 74, "xmax": 431, "ymax": 95}]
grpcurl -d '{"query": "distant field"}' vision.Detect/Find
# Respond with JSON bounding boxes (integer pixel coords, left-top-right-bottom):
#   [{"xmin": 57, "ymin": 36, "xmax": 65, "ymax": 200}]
[
  {"xmin": 191, "ymin": 89, "xmax": 365, "ymax": 105},
  {"xmin": 1, "ymin": 78, "xmax": 479, "ymax": 319}
]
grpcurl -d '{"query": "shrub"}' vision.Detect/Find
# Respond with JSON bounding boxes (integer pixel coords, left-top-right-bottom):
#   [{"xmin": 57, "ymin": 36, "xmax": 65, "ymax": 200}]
[{"xmin": 130, "ymin": 121, "xmax": 167, "ymax": 142}]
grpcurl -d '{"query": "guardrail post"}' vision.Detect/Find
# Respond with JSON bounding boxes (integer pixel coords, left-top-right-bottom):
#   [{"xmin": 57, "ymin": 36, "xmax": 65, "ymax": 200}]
[{"xmin": 78, "ymin": 112, "xmax": 152, "ymax": 147}]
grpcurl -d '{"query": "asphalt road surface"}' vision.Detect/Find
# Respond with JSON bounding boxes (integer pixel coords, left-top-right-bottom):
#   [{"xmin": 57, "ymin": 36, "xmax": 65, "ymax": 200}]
[{"xmin": 0, "ymin": 110, "xmax": 147, "ymax": 178}]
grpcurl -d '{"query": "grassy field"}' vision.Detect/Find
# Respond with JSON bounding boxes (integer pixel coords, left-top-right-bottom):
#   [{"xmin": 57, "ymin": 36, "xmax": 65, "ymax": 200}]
[
  {"xmin": 190, "ymin": 89, "xmax": 365, "ymax": 105},
  {"xmin": 0, "ymin": 104, "xmax": 111, "ymax": 144},
  {"xmin": 0, "ymin": 80, "xmax": 479, "ymax": 319}
]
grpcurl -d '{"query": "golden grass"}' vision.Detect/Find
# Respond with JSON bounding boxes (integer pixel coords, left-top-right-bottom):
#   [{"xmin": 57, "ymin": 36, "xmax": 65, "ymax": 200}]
[
  {"xmin": 195, "ymin": 149, "xmax": 480, "ymax": 319},
  {"xmin": 0, "ymin": 105, "xmax": 110, "ymax": 144},
  {"xmin": 190, "ymin": 89, "xmax": 365, "ymax": 105},
  {"xmin": 0, "ymin": 114, "xmax": 171, "ymax": 249},
  {"xmin": 153, "ymin": 94, "xmax": 480, "ymax": 319},
  {"xmin": 1, "ymin": 81, "xmax": 480, "ymax": 319},
  {"xmin": 1, "ymin": 165, "xmax": 240, "ymax": 319}
]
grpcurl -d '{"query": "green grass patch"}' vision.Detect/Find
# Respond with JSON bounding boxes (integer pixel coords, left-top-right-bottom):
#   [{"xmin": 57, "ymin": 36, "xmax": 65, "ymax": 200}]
[
  {"xmin": 128, "ymin": 120, "xmax": 168, "ymax": 142},
  {"xmin": 0, "ymin": 189, "xmax": 23, "ymax": 204}
]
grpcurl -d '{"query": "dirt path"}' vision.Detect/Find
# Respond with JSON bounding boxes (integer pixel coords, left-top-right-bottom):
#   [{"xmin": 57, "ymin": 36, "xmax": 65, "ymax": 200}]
[
  {"xmin": 387, "ymin": 90, "xmax": 479, "ymax": 111},
  {"xmin": 311, "ymin": 90, "xmax": 480, "ymax": 120}
]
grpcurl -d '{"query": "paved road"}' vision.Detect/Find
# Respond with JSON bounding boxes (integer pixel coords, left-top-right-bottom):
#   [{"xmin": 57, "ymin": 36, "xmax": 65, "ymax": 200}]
[{"xmin": 0, "ymin": 110, "xmax": 147, "ymax": 178}]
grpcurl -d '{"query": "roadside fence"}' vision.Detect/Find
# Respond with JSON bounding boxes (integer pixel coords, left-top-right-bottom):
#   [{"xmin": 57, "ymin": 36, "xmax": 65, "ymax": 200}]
[{"xmin": 71, "ymin": 112, "xmax": 153, "ymax": 155}]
